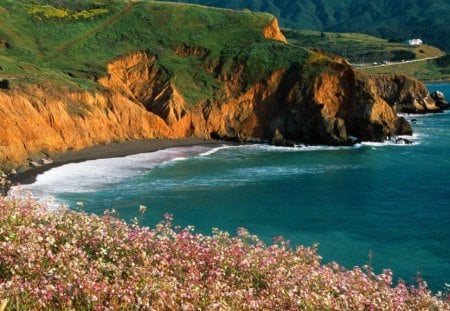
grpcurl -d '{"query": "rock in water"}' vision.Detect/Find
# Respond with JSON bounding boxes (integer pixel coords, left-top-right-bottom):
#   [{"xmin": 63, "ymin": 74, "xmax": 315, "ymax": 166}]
[
  {"xmin": 371, "ymin": 74, "xmax": 448, "ymax": 113},
  {"xmin": 430, "ymin": 90, "xmax": 450, "ymax": 110},
  {"xmin": 271, "ymin": 129, "xmax": 294, "ymax": 147},
  {"xmin": 395, "ymin": 117, "xmax": 413, "ymax": 136}
]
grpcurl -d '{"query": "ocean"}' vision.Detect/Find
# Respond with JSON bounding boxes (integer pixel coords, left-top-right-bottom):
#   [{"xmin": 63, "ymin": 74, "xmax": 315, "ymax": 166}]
[{"xmin": 16, "ymin": 83, "xmax": 450, "ymax": 291}]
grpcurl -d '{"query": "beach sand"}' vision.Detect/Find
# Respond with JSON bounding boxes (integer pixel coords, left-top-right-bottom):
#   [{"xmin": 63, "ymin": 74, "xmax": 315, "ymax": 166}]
[{"xmin": 11, "ymin": 138, "xmax": 228, "ymax": 186}]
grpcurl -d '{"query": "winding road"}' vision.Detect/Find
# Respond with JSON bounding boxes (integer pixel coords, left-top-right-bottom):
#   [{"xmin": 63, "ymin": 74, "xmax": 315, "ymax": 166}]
[{"xmin": 355, "ymin": 56, "xmax": 441, "ymax": 69}]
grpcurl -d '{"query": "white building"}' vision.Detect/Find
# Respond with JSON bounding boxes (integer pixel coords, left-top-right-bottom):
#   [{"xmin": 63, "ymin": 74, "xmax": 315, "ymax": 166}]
[{"xmin": 407, "ymin": 39, "xmax": 423, "ymax": 46}]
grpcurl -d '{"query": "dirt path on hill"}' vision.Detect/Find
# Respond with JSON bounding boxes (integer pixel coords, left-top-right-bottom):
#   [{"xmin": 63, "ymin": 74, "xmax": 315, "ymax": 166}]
[{"xmin": 54, "ymin": 2, "xmax": 137, "ymax": 55}]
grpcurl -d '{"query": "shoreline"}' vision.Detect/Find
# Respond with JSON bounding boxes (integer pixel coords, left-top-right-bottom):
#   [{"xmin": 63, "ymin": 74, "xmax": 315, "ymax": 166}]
[
  {"xmin": 422, "ymin": 79, "xmax": 450, "ymax": 84},
  {"xmin": 10, "ymin": 138, "xmax": 229, "ymax": 187}
]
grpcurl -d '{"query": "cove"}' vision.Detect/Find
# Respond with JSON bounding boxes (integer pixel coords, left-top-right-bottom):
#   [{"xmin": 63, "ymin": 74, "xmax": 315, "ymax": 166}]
[{"xmin": 17, "ymin": 83, "xmax": 450, "ymax": 292}]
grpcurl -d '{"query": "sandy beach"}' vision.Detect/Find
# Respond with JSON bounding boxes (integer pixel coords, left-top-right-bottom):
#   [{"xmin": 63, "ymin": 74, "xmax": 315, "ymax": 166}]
[{"xmin": 11, "ymin": 138, "xmax": 228, "ymax": 186}]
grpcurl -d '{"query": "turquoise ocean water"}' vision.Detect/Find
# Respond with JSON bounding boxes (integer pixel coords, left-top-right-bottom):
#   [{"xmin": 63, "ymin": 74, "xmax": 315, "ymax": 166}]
[{"xmin": 18, "ymin": 84, "xmax": 450, "ymax": 291}]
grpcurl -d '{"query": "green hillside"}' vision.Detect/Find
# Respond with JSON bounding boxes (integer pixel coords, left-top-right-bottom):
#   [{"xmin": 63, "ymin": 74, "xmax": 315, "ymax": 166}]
[
  {"xmin": 0, "ymin": 0, "xmax": 309, "ymax": 104},
  {"xmin": 284, "ymin": 29, "xmax": 450, "ymax": 81},
  {"xmin": 157, "ymin": 0, "xmax": 450, "ymax": 52},
  {"xmin": 285, "ymin": 29, "xmax": 444, "ymax": 64},
  {"xmin": 363, "ymin": 55, "xmax": 450, "ymax": 81}
]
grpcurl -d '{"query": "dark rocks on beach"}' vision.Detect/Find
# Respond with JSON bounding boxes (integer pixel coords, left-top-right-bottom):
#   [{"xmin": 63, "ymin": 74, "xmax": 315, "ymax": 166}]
[
  {"xmin": 1, "ymin": 173, "xmax": 11, "ymax": 196},
  {"xmin": 42, "ymin": 158, "xmax": 53, "ymax": 165},
  {"xmin": 30, "ymin": 161, "xmax": 42, "ymax": 168},
  {"xmin": 271, "ymin": 129, "xmax": 295, "ymax": 147}
]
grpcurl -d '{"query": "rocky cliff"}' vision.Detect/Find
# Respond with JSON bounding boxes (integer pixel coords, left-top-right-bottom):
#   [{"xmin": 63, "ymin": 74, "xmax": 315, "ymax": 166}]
[
  {"xmin": 263, "ymin": 18, "xmax": 287, "ymax": 43},
  {"xmin": 371, "ymin": 74, "xmax": 449, "ymax": 113},
  {"xmin": 0, "ymin": 84, "xmax": 171, "ymax": 170},
  {"xmin": 0, "ymin": 48, "xmax": 419, "ymax": 171},
  {"xmin": 98, "ymin": 49, "xmax": 413, "ymax": 146},
  {"xmin": 0, "ymin": 1, "xmax": 440, "ymax": 172}
]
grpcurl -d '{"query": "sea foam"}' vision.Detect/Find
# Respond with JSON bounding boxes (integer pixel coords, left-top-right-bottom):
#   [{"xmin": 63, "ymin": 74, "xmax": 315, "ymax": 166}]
[
  {"xmin": 11, "ymin": 139, "xmax": 415, "ymax": 204},
  {"xmin": 12, "ymin": 145, "xmax": 216, "ymax": 198}
]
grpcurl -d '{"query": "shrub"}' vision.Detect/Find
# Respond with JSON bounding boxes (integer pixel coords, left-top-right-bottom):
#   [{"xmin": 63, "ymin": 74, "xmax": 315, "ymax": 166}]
[
  {"xmin": 26, "ymin": 4, "xmax": 109, "ymax": 20},
  {"xmin": 26, "ymin": 5, "xmax": 69, "ymax": 18}
]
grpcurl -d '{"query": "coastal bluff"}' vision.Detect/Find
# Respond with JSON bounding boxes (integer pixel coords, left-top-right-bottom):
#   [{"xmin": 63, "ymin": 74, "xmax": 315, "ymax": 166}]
[
  {"xmin": 1, "ymin": 51, "xmax": 437, "ymax": 172},
  {"xmin": 0, "ymin": 1, "xmax": 445, "ymax": 172}
]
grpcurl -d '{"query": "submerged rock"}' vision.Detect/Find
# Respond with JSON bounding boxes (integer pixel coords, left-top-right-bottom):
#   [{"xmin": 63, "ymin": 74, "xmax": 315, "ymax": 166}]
[{"xmin": 395, "ymin": 137, "xmax": 413, "ymax": 145}]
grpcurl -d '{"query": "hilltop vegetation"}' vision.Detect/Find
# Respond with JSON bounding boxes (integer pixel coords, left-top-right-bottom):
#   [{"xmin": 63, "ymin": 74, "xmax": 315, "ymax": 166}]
[
  {"xmin": 285, "ymin": 29, "xmax": 444, "ymax": 65},
  {"xmin": 364, "ymin": 55, "xmax": 450, "ymax": 81},
  {"xmin": 0, "ymin": 0, "xmax": 306, "ymax": 104},
  {"xmin": 158, "ymin": 0, "xmax": 450, "ymax": 52},
  {"xmin": 0, "ymin": 0, "xmax": 441, "ymax": 170},
  {"xmin": 284, "ymin": 29, "xmax": 450, "ymax": 81}
]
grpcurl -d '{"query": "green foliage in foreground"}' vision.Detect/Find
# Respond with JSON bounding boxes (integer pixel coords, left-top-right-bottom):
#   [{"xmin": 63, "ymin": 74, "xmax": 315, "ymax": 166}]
[
  {"xmin": 0, "ymin": 195, "xmax": 449, "ymax": 310},
  {"xmin": 0, "ymin": 0, "xmax": 309, "ymax": 105}
]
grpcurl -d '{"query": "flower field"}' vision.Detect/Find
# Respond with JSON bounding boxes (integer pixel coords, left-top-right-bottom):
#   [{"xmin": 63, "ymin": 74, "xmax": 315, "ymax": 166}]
[{"xmin": 0, "ymin": 195, "xmax": 449, "ymax": 310}]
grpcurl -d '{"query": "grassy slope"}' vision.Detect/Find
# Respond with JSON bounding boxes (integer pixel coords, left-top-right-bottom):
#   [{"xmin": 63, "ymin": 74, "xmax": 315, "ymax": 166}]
[
  {"xmin": 363, "ymin": 55, "xmax": 450, "ymax": 81},
  {"xmin": 0, "ymin": 0, "xmax": 309, "ymax": 104},
  {"xmin": 156, "ymin": 0, "xmax": 450, "ymax": 52},
  {"xmin": 284, "ymin": 29, "xmax": 449, "ymax": 81},
  {"xmin": 285, "ymin": 29, "xmax": 444, "ymax": 64},
  {"xmin": 150, "ymin": 0, "xmax": 450, "ymax": 81}
]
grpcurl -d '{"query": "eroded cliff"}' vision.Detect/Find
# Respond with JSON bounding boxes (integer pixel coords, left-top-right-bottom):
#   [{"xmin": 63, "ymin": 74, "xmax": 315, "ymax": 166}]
[
  {"xmin": 97, "ymin": 50, "xmax": 414, "ymax": 144},
  {"xmin": 0, "ymin": 85, "xmax": 171, "ymax": 170},
  {"xmin": 372, "ymin": 74, "xmax": 449, "ymax": 113},
  {"xmin": 0, "ymin": 1, "xmax": 439, "ymax": 172},
  {"xmin": 1, "ymin": 46, "xmax": 429, "ymax": 171},
  {"xmin": 263, "ymin": 18, "xmax": 287, "ymax": 43}
]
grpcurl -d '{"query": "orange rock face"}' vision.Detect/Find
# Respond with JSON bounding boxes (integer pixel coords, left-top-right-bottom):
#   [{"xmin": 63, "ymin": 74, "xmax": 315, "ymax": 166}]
[
  {"xmin": 0, "ymin": 84, "xmax": 171, "ymax": 170},
  {"xmin": 263, "ymin": 18, "xmax": 287, "ymax": 43},
  {"xmin": 371, "ymin": 74, "xmax": 443, "ymax": 113},
  {"xmin": 0, "ymin": 47, "xmax": 432, "ymax": 170},
  {"xmin": 96, "ymin": 51, "xmax": 413, "ymax": 145}
]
